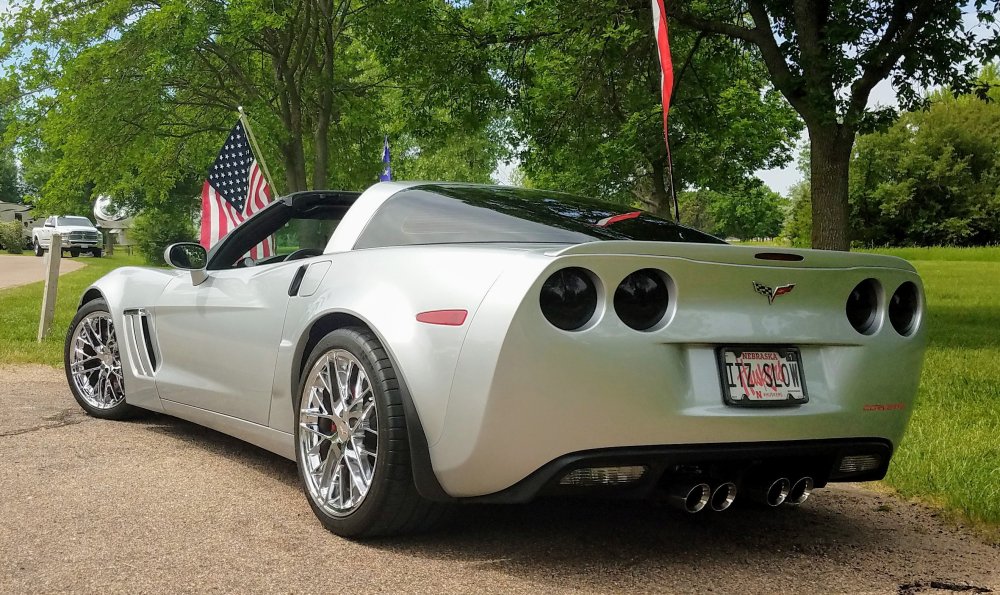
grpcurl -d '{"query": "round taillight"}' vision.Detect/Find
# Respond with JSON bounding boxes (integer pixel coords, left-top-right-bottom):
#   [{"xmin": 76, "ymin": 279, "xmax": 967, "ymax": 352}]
[
  {"xmin": 539, "ymin": 267, "xmax": 598, "ymax": 331},
  {"xmin": 846, "ymin": 279, "xmax": 880, "ymax": 335},
  {"xmin": 614, "ymin": 269, "xmax": 670, "ymax": 330},
  {"xmin": 889, "ymin": 282, "xmax": 919, "ymax": 336}
]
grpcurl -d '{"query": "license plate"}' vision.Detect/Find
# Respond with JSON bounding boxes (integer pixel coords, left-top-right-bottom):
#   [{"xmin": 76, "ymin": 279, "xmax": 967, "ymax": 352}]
[{"xmin": 717, "ymin": 347, "xmax": 807, "ymax": 407}]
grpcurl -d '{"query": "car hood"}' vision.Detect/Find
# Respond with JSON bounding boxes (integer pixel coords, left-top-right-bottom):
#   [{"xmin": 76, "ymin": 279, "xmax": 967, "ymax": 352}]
[{"xmin": 56, "ymin": 225, "xmax": 100, "ymax": 233}]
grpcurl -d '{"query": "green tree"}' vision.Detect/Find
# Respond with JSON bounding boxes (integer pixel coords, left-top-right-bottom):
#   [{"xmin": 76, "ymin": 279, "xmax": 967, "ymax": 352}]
[
  {"xmin": 709, "ymin": 181, "xmax": 785, "ymax": 240},
  {"xmin": 0, "ymin": 118, "xmax": 21, "ymax": 204},
  {"xmin": 674, "ymin": 0, "xmax": 998, "ymax": 250},
  {"xmin": 0, "ymin": 153, "xmax": 19, "ymax": 204},
  {"xmin": 1, "ymin": 0, "xmax": 501, "ymax": 221},
  {"xmin": 677, "ymin": 189, "xmax": 718, "ymax": 233},
  {"xmin": 678, "ymin": 182, "xmax": 785, "ymax": 239},
  {"xmin": 783, "ymin": 180, "xmax": 812, "ymax": 247},
  {"xmin": 489, "ymin": 0, "xmax": 801, "ymax": 214},
  {"xmin": 849, "ymin": 65, "xmax": 1000, "ymax": 246}
]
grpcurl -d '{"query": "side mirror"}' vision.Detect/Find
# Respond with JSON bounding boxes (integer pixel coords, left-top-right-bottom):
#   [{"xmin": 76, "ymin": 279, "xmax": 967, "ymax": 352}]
[
  {"xmin": 44, "ymin": 222, "xmax": 54, "ymax": 228},
  {"xmin": 164, "ymin": 242, "xmax": 208, "ymax": 285}
]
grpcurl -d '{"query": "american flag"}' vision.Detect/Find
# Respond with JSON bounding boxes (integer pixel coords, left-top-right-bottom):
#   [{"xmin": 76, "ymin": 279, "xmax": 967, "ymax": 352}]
[
  {"xmin": 200, "ymin": 120, "xmax": 274, "ymax": 258},
  {"xmin": 379, "ymin": 135, "xmax": 392, "ymax": 182}
]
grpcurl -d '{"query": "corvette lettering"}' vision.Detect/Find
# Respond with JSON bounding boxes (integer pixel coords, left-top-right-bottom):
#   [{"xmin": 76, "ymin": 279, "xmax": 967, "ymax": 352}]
[{"xmin": 753, "ymin": 281, "xmax": 795, "ymax": 304}]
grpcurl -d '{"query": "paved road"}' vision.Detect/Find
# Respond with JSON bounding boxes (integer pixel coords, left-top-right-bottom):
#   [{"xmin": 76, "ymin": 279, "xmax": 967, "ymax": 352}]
[
  {"xmin": 0, "ymin": 254, "xmax": 85, "ymax": 290},
  {"xmin": 1, "ymin": 364, "xmax": 997, "ymax": 594}
]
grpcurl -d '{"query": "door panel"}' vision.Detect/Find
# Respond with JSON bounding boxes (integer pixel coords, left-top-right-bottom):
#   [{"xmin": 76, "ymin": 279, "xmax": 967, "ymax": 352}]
[{"xmin": 153, "ymin": 262, "xmax": 301, "ymax": 424}]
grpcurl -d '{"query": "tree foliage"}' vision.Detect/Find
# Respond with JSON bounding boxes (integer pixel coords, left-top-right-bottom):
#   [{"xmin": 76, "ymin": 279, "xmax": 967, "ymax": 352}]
[
  {"xmin": 0, "ymin": 118, "xmax": 21, "ymax": 204},
  {"xmin": 679, "ymin": 181, "xmax": 785, "ymax": 239},
  {"xmin": 0, "ymin": 0, "xmax": 502, "ymax": 220},
  {"xmin": 673, "ymin": 0, "xmax": 999, "ymax": 250},
  {"xmin": 849, "ymin": 65, "xmax": 1000, "ymax": 246},
  {"xmin": 782, "ymin": 180, "xmax": 812, "ymax": 247},
  {"xmin": 490, "ymin": 0, "xmax": 801, "ymax": 214}
]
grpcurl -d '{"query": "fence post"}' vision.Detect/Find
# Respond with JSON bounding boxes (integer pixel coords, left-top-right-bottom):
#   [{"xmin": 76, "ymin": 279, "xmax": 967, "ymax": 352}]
[{"xmin": 37, "ymin": 233, "xmax": 62, "ymax": 342}]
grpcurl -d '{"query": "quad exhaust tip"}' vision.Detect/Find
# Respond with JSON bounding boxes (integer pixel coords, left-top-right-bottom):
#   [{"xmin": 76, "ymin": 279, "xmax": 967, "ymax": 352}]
[
  {"xmin": 710, "ymin": 482, "xmax": 738, "ymax": 512},
  {"xmin": 787, "ymin": 477, "xmax": 814, "ymax": 505},
  {"xmin": 668, "ymin": 481, "xmax": 711, "ymax": 513},
  {"xmin": 746, "ymin": 477, "xmax": 791, "ymax": 507}
]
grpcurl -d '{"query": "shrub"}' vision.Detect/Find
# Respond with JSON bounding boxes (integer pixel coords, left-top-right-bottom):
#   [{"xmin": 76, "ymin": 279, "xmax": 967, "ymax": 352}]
[
  {"xmin": 130, "ymin": 208, "xmax": 197, "ymax": 266},
  {"xmin": 0, "ymin": 221, "xmax": 24, "ymax": 254}
]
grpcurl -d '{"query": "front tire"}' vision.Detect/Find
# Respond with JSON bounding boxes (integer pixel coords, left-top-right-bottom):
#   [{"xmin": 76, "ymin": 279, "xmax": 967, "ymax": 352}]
[
  {"xmin": 64, "ymin": 299, "xmax": 138, "ymax": 420},
  {"xmin": 33, "ymin": 240, "xmax": 43, "ymax": 257},
  {"xmin": 92, "ymin": 248, "xmax": 103, "ymax": 258},
  {"xmin": 69, "ymin": 248, "xmax": 80, "ymax": 257},
  {"xmin": 295, "ymin": 327, "xmax": 444, "ymax": 537}
]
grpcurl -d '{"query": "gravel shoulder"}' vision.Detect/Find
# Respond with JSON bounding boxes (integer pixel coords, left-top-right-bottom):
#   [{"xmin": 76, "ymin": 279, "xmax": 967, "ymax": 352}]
[{"xmin": 1, "ymin": 364, "xmax": 997, "ymax": 594}]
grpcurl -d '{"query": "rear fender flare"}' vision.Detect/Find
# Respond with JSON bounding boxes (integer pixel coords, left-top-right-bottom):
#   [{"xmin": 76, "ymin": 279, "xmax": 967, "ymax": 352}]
[{"xmin": 292, "ymin": 310, "xmax": 454, "ymax": 502}]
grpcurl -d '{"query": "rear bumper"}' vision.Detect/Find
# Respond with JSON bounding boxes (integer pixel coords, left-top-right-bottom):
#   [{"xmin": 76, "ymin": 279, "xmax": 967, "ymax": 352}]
[
  {"xmin": 426, "ymin": 253, "xmax": 926, "ymax": 498},
  {"xmin": 466, "ymin": 438, "xmax": 893, "ymax": 503}
]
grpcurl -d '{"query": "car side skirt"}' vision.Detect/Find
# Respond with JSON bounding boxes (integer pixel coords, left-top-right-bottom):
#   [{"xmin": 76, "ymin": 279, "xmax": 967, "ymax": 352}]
[{"xmin": 160, "ymin": 399, "xmax": 295, "ymax": 460}]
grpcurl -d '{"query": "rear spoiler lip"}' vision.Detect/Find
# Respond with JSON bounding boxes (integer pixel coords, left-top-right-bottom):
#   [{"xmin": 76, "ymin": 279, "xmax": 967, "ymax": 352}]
[{"xmin": 544, "ymin": 241, "xmax": 917, "ymax": 273}]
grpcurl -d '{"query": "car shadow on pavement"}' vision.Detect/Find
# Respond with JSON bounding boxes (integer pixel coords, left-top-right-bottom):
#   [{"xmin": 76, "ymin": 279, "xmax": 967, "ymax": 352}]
[
  {"xmin": 368, "ymin": 498, "xmax": 902, "ymax": 590},
  {"xmin": 137, "ymin": 413, "xmax": 299, "ymax": 490}
]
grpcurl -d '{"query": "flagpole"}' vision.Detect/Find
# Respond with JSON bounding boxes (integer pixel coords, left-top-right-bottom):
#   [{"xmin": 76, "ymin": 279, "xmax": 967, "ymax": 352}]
[
  {"xmin": 665, "ymin": 139, "xmax": 680, "ymax": 223},
  {"xmin": 238, "ymin": 106, "xmax": 279, "ymax": 195},
  {"xmin": 651, "ymin": 0, "xmax": 680, "ymax": 223}
]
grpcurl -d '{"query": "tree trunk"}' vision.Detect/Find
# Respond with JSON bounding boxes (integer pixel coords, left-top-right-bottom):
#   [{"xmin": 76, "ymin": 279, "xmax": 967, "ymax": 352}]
[
  {"xmin": 649, "ymin": 159, "xmax": 670, "ymax": 217},
  {"xmin": 808, "ymin": 125, "xmax": 854, "ymax": 251}
]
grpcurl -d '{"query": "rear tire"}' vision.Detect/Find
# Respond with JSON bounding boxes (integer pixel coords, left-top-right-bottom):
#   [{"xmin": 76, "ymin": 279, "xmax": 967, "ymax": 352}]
[
  {"xmin": 64, "ymin": 299, "xmax": 139, "ymax": 420},
  {"xmin": 294, "ymin": 327, "xmax": 445, "ymax": 537}
]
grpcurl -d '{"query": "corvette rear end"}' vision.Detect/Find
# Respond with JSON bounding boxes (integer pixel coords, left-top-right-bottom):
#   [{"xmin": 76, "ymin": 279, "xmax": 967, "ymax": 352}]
[{"xmin": 431, "ymin": 241, "xmax": 926, "ymax": 509}]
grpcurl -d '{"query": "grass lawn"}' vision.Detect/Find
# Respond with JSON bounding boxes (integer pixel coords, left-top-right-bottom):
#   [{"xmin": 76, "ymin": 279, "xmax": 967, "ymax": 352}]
[
  {"xmin": 0, "ymin": 253, "xmax": 144, "ymax": 366},
  {"xmin": 0, "ymin": 245, "xmax": 997, "ymax": 536},
  {"xmin": 871, "ymin": 247, "xmax": 1000, "ymax": 536}
]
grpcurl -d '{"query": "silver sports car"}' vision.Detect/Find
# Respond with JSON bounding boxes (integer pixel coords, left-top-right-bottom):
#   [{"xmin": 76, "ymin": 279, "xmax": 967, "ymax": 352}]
[{"xmin": 64, "ymin": 182, "xmax": 927, "ymax": 537}]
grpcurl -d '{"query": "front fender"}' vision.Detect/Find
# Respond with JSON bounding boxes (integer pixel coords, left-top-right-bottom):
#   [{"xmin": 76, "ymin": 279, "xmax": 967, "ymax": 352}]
[{"xmin": 79, "ymin": 267, "xmax": 180, "ymax": 413}]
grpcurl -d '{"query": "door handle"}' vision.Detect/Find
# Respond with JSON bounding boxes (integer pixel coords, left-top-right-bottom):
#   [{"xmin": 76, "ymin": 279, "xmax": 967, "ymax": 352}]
[{"xmin": 288, "ymin": 265, "xmax": 308, "ymax": 296}]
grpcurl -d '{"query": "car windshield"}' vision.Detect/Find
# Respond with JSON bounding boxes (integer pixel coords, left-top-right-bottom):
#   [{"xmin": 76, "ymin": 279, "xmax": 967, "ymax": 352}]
[
  {"xmin": 57, "ymin": 217, "xmax": 93, "ymax": 227},
  {"xmin": 354, "ymin": 184, "xmax": 724, "ymax": 249}
]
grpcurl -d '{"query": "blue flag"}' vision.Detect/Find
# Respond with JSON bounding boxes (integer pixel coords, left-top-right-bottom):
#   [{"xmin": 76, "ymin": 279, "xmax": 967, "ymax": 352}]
[{"xmin": 379, "ymin": 136, "xmax": 392, "ymax": 182}]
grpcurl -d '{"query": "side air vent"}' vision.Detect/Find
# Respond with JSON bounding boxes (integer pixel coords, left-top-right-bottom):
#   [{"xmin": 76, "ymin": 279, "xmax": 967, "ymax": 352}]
[
  {"xmin": 122, "ymin": 308, "xmax": 159, "ymax": 376},
  {"xmin": 754, "ymin": 252, "xmax": 804, "ymax": 262}
]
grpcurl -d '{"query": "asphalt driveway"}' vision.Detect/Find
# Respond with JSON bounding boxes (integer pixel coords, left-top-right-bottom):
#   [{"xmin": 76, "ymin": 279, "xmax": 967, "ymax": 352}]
[
  {"xmin": 0, "ymin": 254, "xmax": 85, "ymax": 290},
  {"xmin": 1, "ymin": 364, "xmax": 997, "ymax": 594}
]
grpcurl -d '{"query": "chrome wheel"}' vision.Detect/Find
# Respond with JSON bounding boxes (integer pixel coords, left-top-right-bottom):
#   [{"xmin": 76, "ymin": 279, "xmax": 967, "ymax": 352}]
[
  {"xmin": 298, "ymin": 349, "xmax": 379, "ymax": 517},
  {"xmin": 68, "ymin": 311, "xmax": 124, "ymax": 409}
]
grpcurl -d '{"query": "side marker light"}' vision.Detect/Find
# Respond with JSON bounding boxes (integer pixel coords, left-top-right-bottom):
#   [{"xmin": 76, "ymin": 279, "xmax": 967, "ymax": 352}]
[{"xmin": 416, "ymin": 310, "xmax": 468, "ymax": 326}]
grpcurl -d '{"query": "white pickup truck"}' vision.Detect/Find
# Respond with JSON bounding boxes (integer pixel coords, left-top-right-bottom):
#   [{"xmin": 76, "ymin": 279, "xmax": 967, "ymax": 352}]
[{"xmin": 32, "ymin": 215, "xmax": 103, "ymax": 258}]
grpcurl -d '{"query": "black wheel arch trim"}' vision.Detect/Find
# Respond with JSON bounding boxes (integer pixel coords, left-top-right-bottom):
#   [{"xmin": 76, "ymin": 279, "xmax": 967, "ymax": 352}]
[
  {"xmin": 78, "ymin": 286, "xmax": 107, "ymax": 309},
  {"xmin": 292, "ymin": 310, "xmax": 455, "ymax": 503}
]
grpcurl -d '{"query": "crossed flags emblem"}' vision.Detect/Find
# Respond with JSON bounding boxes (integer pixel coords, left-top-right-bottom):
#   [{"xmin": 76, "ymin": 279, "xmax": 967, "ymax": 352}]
[{"xmin": 753, "ymin": 281, "xmax": 796, "ymax": 305}]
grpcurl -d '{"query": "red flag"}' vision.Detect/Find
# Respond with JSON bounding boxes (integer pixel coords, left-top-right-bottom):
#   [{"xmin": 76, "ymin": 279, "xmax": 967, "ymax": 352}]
[
  {"xmin": 651, "ymin": 0, "xmax": 679, "ymax": 221},
  {"xmin": 200, "ymin": 120, "xmax": 274, "ymax": 259},
  {"xmin": 651, "ymin": 0, "xmax": 674, "ymax": 131}
]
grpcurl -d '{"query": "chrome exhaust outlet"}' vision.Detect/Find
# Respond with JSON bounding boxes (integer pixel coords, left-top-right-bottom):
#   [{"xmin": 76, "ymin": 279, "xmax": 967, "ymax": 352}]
[
  {"xmin": 786, "ymin": 477, "xmax": 814, "ymax": 505},
  {"xmin": 667, "ymin": 481, "xmax": 711, "ymax": 513},
  {"xmin": 710, "ymin": 482, "xmax": 737, "ymax": 512},
  {"xmin": 746, "ymin": 477, "xmax": 791, "ymax": 507}
]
